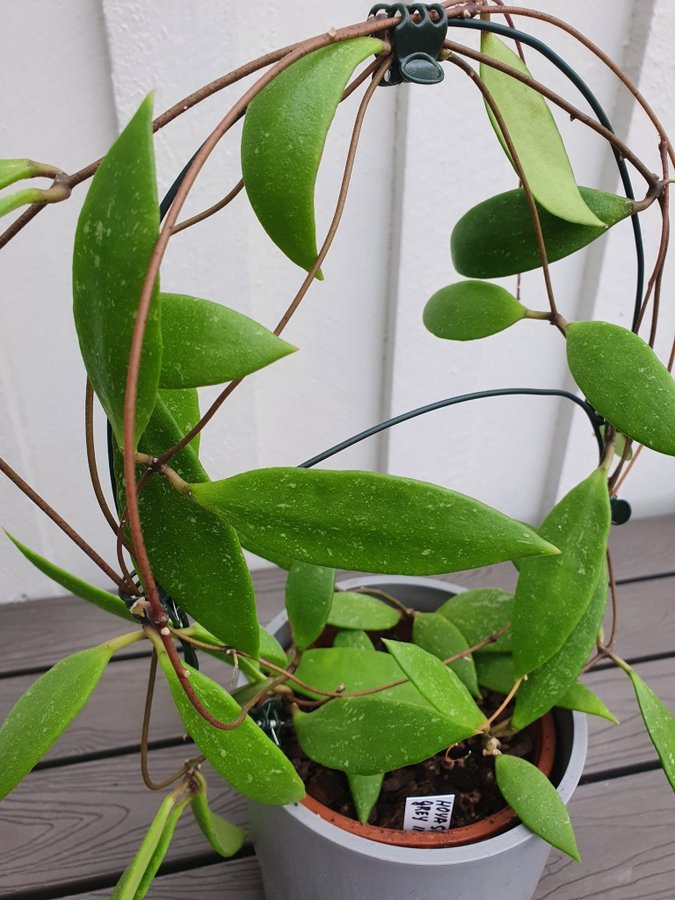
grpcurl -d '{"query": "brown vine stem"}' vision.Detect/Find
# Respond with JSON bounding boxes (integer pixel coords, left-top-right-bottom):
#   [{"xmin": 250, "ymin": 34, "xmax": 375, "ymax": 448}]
[
  {"xmin": 344, "ymin": 586, "xmax": 415, "ymax": 617},
  {"xmin": 0, "ymin": 454, "xmax": 128, "ymax": 590},
  {"xmin": 84, "ymin": 380, "xmax": 120, "ymax": 536},
  {"xmin": 156, "ymin": 52, "xmax": 392, "ymax": 466},
  {"xmin": 141, "ymin": 651, "xmax": 189, "ymax": 791},
  {"xmin": 480, "ymin": 677, "xmax": 523, "ymax": 732},
  {"xmin": 173, "ymin": 179, "xmax": 245, "ymax": 235},
  {"xmin": 605, "ymin": 549, "xmax": 619, "ymax": 651}
]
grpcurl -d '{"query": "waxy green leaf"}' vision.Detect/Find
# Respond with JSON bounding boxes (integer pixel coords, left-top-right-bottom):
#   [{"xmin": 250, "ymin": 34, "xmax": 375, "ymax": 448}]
[
  {"xmin": 348, "ymin": 772, "xmax": 383, "ymax": 824},
  {"xmin": 159, "ymin": 292, "xmax": 295, "ymax": 389},
  {"xmin": 0, "ymin": 643, "xmax": 113, "ymax": 800},
  {"xmin": 629, "ymin": 671, "xmax": 675, "ymax": 790},
  {"xmin": 567, "ymin": 321, "xmax": 675, "ymax": 456},
  {"xmin": 328, "ymin": 591, "xmax": 400, "ymax": 631},
  {"xmin": 451, "ymin": 187, "xmax": 631, "ymax": 279},
  {"xmin": 475, "ymin": 653, "xmax": 516, "ymax": 696},
  {"xmin": 191, "ymin": 773, "xmax": 246, "ymax": 857},
  {"xmin": 188, "ymin": 468, "xmax": 559, "ymax": 575},
  {"xmin": 423, "ymin": 280, "xmax": 527, "ymax": 341},
  {"xmin": 0, "ymin": 158, "xmax": 42, "ymax": 189},
  {"xmin": 333, "ymin": 629, "xmax": 374, "ymax": 651},
  {"xmin": 285, "ymin": 561, "xmax": 335, "ymax": 650},
  {"xmin": 513, "ymin": 574, "xmax": 608, "ymax": 729},
  {"xmin": 242, "ymin": 37, "xmax": 383, "ymax": 276},
  {"xmin": 73, "ymin": 94, "xmax": 162, "ymax": 447},
  {"xmin": 558, "ymin": 681, "xmax": 618, "ymax": 724},
  {"xmin": 438, "ymin": 588, "xmax": 513, "ymax": 654},
  {"xmin": 157, "ymin": 649, "xmax": 304, "ymax": 804},
  {"xmin": 413, "ymin": 612, "xmax": 480, "ymax": 698},
  {"xmin": 496, "ymin": 755, "xmax": 580, "ymax": 859},
  {"xmin": 513, "ymin": 468, "xmax": 611, "ymax": 677},
  {"xmin": 0, "ymin": 187, "xmax": 47, "ymax": 219},
  {"xmin": 6, "ymin": 532, "xmax": 132, "ymax": 621},
  {"xmin": 480, "ymin": 33, "xmax": 602, "ymax": 227},
  {"xmin": 294, "ymin": 695, "xmax": 474, "ymax": 776},
  {"xmin": 159, "ymin": 387, "xmax": 201, "ymax": 455}
]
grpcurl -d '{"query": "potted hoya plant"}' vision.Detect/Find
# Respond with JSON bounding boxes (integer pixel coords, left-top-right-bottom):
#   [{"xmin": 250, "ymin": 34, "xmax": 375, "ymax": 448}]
[{"xmin": 1, "ymin": 2, "xmax": 674, "ymax": 898}]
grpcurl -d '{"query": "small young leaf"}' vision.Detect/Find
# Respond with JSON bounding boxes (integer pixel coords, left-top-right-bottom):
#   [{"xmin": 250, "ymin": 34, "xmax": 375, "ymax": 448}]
[
  {"xmin": 451, "ymin": 187, "xmax": 631, "ymax": 279},
  {"xmin": 512, "ymin": 468, "xmax": 611, "ymax": 677},
  {"xmin": 73, "ymin": 94, "xmax": 162, "ymax": 447},
  {"xmin": 567, "ymin": 321, "xmax": 675, "ymax": 457},
  {"xmin": 480, "ymin": 33, "xmax": 602, "ymax": 227},
  {"xmin": 5, "ymin": 532, "xmax": 132, "ymax": 621},
  {"xmin": 475, "ymin": 654, "xmax": 516, "ymax": 696},
  {"xmin": 0, "ymin": 644, "xmax": 113, "ymax": 800},
  {"xmin": 159, "ymin": 292, "xmax": 296, "ymax": 389},
  {"xmin": 242, "ymin": 37, "xmax": 383, "ymax": 275},
  {"xmin": 188, "ymin": 468, "xmax": 559, "ymax": 575},
  {"xmin": 159, "ymin": 387, "xmax": 201, "ymax": 455},
  {"xmin": 413, "ymin": 612, "xmax": 480, "ymax": 698},
  {"xmin": 629, "ymin": 671, "xmax": 675, "ymax": 790},
  {"xmin": 423, "ymin": 280, "xmax": 526, "ymax": 341},
  {"xmin": 157, "ymin": 648, "xmax": 304, "ymax": 804},
  {"xmin": 558, "ymin": 681, "xmax": 619, "ymax": 724},
  {"xmin": 348, "ymin": 772, "xmax": 384, "ymax": 824},
  {"xmin": 191, "ymin": 772, "xmax": 246, "ymax": 857},
  {"xmin": 285, "ymin": 561, "xmax": 335, "ymax": 650},
  {"xmin": 0, "ymin": 187, "xmax": 45, "ymax": 219},
  {"xmin": 328, "ymin": 591, "xmax": 400, "ymax": 631},
  {"xmin": 333, "ymin": 629, "xmax": 374, "ymax": 651},
  {"xmin": 438, "ymin": 588, "xmax": 513, "ymax": 654},
  {"xmin": 0, "ymin": 158, "xmax": 42, "ymax": 189},
  {"xmin": 495, "ymin": 755, "xmax": 580, "ymax": 860},
  {"xmin": 294, "ymin": 695, "xmax": 475, "ymax": 776}
]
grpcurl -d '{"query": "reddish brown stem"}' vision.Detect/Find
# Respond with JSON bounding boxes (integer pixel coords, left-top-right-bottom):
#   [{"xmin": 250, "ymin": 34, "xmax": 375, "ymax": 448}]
[{"xmin": 84, "ymin": 380, "xmax": 120, "ymax": 536}]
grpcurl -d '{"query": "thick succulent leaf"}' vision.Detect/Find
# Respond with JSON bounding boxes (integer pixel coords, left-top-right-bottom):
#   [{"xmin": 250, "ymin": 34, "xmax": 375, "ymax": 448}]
[
  {"xmin": 294, "ymin": 695, "xmax": 474, "ymax": 776},
  {"xmin": 567, "ymin": 321, "xmax": 675, "ymax": 456},
  {"xmin": 0, "ymin": 187, "xmax": 46, "ymax": 219},
  {"xmin": 423, "ymin": 280, "xmax": 526, "ymax": 341},
  {"xmin": 188, "ymin": 468, "xmax": 559, "ymax": 575},
  {"xmin": 159, "ymin": 292, "xmax": 296, "ymax": 389},
  {"xmin": 413, "ymin": 612, "xmax": 480, "ymax": 698},
  {"xmin": 241, "ymin": 37, "xmax": 383, "ymax": 275},
  {"xmin": 475, "ymin": 653, "xmax": 516, "ymax": 696},
  {"xmin": 328, "ymin": 591, "xmax": 400, "ymax": 631},
  {"xmin": 285, "ymin": 561, "xmax": 335, "ymax": 650},
  {"xmin": 157, "ymin": 649, "xmax": 304, "ymax": 804},
  {"xmin": 191, "ymin": 774, "xmax": 246, "ymax": 857},
  {"xmin": 438, "ymin": 588, "xmax": 513, "ymax": 654},
  {"xmin": 0, "ymin": 643, "xmax": 113, "ymax": 800},
  {"xmin": 480, "ymin": 33, "xmax": 601, "ymax": 227},
  {"xmin": 333, "ymin": 629, "xmax": 374, "ymax": 650},
  {"xmin": 629, "ymin": 671, "xmax": 675, "ymax": 790},
  {"xmin": 73, "ymin": 94, "xmax": 161, "ymax": 447},
  {"xmin": 118, "ymin": 397, "xmax": 258, "ymax": 655},
  {"xmin": 348, "ymin": 772, "xmax": 384, "ymax": 824},
  {"xmin": 451, "ymin": 187, "xmax": 631, "ymax": 279},
  {"xmin": 558, "ymin": 681, "xmax": 618, "ymax": 724},
  {"xmin": 159, "ymin": 387, "xmax": 201, "ymax": 455},
  {"xmin": 135, "ymin": 797, "xmax": 190, "ymax": 896},
  {"xmin": 513, "ymin": 468, "xmax": 611, "ymax": 677},
  {"xmin": 513, "ymin": 574, "xmax": 608, "ymax": 729},
  {"xmin": 496, "ymin": 755, "xmax": 580, "ymax": 859},
  {"xmin": 383, "ymin": 640, "xmax": 483, "ymax": 728},
  {"xmin": 0, "ymin": 158, "xmax": 40, "ymax": 189},
  {"xmin": 6, "ymin": 532, "xmax": 132, "ymax": 622}
]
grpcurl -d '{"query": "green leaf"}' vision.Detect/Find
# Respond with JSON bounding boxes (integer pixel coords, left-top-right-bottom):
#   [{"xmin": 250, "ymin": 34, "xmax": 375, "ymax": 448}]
[
  {"xmin": 423, "ymin": 280, "xmax": 527, "ymax": 341},
  {"xmin": 73, "ymin": 94, "xmax": 162, "ymax": 447},
  {"xmin": 118, "ymin": 397, "xmax": 258, "ymax": 655},
  {"xmin": 512, "ymin": 468, "xmax": 611, "ymax": 677},
  {"xmin": 159, "ymin": 292, "xmax": 295, "ymax": 389},
  {"xmin": 0, "ymin": 158, "xmax": 43, "ymax": 189},
  {"xmin": 438, "ymin": 588, "xmax": 513, "ymax": 654},
  {"xmin": 480, "ymin": 33, "xmax": 602, "ymax": 227},
  {"xmin": 383, "ymin": 639, "xmax": 484, "ymax": 728},
  {"xmin": 475, "ymin": 653, "xmax": 516, "ymax": 696},
  {"xmin": 451, "ymin": 187, "xmax": 631, "ymax": 279},
  {"xmin": 328, "ymin": 591, "xmax": 400, "ymax": 631},
  {"xmin": 156, "ymin": 648, "xmax": 304, "ymax": 804},
  {"xmin": 333, "ymin": 629, "xmax": 374, "ymax": 650},
  {"xmin": 191, "ymin": 772, "xmax": 246, "ymax": 857},
  {"xmin": 242, "ymin": 38, "xmax": 383, "ymax": 276},
  {"xmin": 629, "ymin": 671, "xmax": 675, "ymax": 790},
  {"xmin": 5, "ymin": 532, "xmax": 133, "ymax": 622},
  {"xmin": 348, "ymin": 772, "xmax": 383, "ymax": 824},
  {"xmin": 294, "ymin": 695, "xmax": 474, "ymax": 776},
  {"xmin": 159, "ymin": 387, "xmax": 201, "ymax": 455},
  {"xmin": 558, "ymin": 681, "xmax": 619, "ymax": 724},
  {"xmin": 188, "ymin": 468, "xmax": 559, "ymax": 575},
  {"xmin": 495, "ymin": 755, "xmax": 580, "ymax": 860},
  {"xmin": 600, "ymin": 425, "xmax": 632, "ymax": 460},
  {"xmin": 567, "ymin": 321, "xmax": 675, "ymax": 456},
  {"xmin": 182, "ymin": 623, "xmax": 287, "ymax": 671},
  {"xmin": 0, "ymin": 186, "xmax": 45, "ymax": 219},
  {"xmin": 0, "ymin": 644, "xmax": 113, "ymax": 800},
  {"xmin": 285, "ymin": 561, "xmax": 335, "ymax": 650},
  {"xmin": 513, "ymin": 574, "xmax": 608, "ymax": 729},
  {"xmin": 413, "ymin": 612, "xmax": 480, "ymax": 698}
]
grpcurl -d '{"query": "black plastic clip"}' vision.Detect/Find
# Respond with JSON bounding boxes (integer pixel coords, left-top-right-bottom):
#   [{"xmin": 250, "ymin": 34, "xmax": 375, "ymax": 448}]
[
  {"xmin": 369, "ymin": 3, "xmax": 448, "ymax": 86},
  {"xmin": 610, "ymin": 496, "xmax": 632, "ymax": 526}
]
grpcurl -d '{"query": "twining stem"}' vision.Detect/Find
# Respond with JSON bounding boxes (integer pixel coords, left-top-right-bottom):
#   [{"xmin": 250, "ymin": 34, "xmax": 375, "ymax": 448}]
[
  {"xmin": 85, "ymin": 380, "xmax": 120, "ymax": 536},
  {"xmin": 141, "ymin": 652, "xmax": 190, "ymax": 791},
  {"xmin": 343, "ymin": 586, "xmax": 415, "ymax": 617},
  {"xmin": 479, "ymin": 677, "xmax": 523, "ymax": 731},
  {"xmin": 173, "ymin": 179, "xmax": 244, "ymax": 235}
]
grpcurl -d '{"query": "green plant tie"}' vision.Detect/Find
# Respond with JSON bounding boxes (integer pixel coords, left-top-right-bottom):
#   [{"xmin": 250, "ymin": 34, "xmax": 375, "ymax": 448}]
[{"xmin": 369, "ymin": 3, "xmax": 448, "ymax": 85}]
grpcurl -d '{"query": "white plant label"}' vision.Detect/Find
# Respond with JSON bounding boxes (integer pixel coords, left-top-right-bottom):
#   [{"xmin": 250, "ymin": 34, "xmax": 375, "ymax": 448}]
[{"xmin": 403, "ymin": 794, "xmax": 455, "ymax": 832}]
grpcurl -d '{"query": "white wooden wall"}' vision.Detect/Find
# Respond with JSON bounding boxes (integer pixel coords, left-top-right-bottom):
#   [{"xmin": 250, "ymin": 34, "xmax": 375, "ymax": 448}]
[{"xmin": 1, "ymin": 1, "xmax": 672, "ymax": 602}]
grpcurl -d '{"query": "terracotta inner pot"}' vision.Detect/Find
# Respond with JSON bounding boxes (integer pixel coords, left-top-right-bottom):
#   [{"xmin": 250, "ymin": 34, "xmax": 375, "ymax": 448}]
[{"xmin": 301, "ymin": 710, "xmax": 557, "ymax": 849}]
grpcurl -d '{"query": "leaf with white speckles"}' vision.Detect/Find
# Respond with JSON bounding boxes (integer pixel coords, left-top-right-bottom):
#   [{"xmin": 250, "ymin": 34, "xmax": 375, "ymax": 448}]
[
  {"xmin": 159, "ymin": 387, "xmax": 201, "ymax": 455},
  {"xmin": 191, "ymin": 773, "xmax": 246, "ymax": 857},
  {"xmin": 437, "ymin": 588, "xmax": 513, "ymax": 654},
  {"xmin": 412, "ymin": 612, "xmax": 480, "ymax": 698},
  {"xmin": 285, "ymin": 561, "xmax": 335, "ymax": 650},
  {"xmin": 629, "ymin": 671, "xmax": 675, "ymax": 791},
  {"xmin": 328, "ymin": 591, "xmax": 400, "ymax": 631},
  {"xmin": 348, "ymin": 772, "xmax": 384, "ymax": 824}
]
